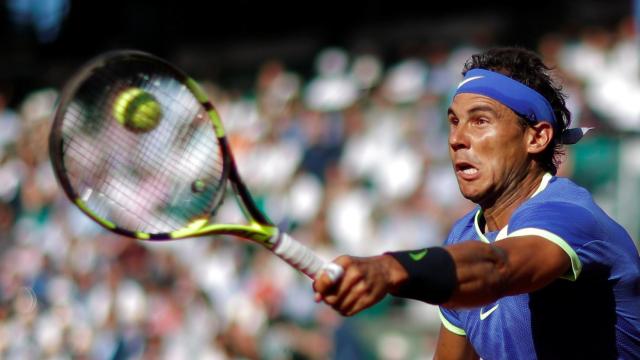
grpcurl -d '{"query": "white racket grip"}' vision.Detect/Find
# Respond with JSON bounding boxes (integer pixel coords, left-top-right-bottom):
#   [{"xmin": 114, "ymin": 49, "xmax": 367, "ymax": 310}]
[{"xmin": 272, "ymin": 232, "xmax": 344, "ymax": 282}]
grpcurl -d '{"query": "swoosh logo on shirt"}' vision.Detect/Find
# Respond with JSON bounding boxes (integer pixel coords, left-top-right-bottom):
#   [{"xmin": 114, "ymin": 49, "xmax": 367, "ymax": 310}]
[
  {"xmin": 409, "ymin": 249, "xmax": 428, "ymax": 261},
  {"xmin": 479, "ymin": 304, "xmax": 499, "ymax": 320},
  {"xmin": 457, "ymin": 75, "xmax": 484, "ymax": 89}
]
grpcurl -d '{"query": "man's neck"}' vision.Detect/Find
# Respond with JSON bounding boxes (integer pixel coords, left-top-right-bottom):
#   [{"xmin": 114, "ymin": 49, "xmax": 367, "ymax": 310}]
[{"xmin": 481, "ymin": 170, "xmax": 547, "ymax": 232}]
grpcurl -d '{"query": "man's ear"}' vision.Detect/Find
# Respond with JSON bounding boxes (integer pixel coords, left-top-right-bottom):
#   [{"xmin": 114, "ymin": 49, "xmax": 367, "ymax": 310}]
[{"xmin": 526, "ymin": 122, "xmax": 553, "ymax": 155}]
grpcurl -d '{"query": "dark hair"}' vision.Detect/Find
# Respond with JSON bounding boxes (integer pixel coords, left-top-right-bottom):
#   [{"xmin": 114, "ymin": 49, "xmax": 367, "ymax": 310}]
[{"xmin": 462, "ymin": 47, "xmax": 571, "ymax": 175}]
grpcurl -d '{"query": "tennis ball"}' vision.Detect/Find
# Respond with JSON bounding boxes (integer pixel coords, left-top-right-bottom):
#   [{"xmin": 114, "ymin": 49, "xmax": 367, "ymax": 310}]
[
  {"xmin": 113, "ymin": 88, "xmax": 162, "ymax": 133},
  {"xmin": 191, "ymin": 179, "xmax": 206, "ymax": 193}
]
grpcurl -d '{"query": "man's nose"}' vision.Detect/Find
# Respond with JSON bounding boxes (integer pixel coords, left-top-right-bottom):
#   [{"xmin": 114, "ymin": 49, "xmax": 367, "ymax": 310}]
[{"xmin": 449, "ymin": 124, "xmax": 470, "ymax": 151}]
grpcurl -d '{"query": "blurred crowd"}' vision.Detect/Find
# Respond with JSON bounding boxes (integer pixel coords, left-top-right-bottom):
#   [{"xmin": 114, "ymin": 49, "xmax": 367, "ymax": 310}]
[{"xmin": 0, "ymin": 16, "xmax": 638, "ymax": 359}]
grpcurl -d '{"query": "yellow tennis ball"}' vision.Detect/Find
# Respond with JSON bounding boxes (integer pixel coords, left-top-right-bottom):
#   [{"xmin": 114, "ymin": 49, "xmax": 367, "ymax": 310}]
[{"xmin": 113, "ymin": 88, "xmax": 162, "ymax": 133}]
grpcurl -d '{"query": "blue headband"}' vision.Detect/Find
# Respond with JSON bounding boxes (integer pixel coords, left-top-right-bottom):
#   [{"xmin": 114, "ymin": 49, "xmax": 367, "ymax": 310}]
[
  {"xmin": 453, "ymin": 68, "xmax": 591, "ymax": 144},
  {"xmin": 454, "ymin": 68, "xmax": 557, "ymax": 125}
]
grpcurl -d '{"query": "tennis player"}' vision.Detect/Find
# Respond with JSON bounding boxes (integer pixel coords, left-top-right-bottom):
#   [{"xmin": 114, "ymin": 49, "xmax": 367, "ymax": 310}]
[{"xmin": 314, "ymin": 47, "xmax": 640, "ymax": 359}]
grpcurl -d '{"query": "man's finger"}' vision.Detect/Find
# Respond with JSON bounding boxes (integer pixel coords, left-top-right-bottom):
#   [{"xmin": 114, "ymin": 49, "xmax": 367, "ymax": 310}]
[
  {"xmin": 313, "ymin": 268, "xmax": 339, "ymax": 295},
  {"xmin": 337, "ymin": 280, "xmax": 367, "ymax": 313},
  {"xmin": 314, "ymin": 256, "xmax": 352, "ymax": 294},
  {"xmin": 320, "ymin": 264, "xmax": 363, "ymax": 307}
]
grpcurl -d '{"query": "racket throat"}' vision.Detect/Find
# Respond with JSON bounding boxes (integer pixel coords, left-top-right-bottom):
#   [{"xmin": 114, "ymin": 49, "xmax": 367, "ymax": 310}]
[{"xmin": 265, "ymin": 228, "xmax": 281, "ymax": 248}]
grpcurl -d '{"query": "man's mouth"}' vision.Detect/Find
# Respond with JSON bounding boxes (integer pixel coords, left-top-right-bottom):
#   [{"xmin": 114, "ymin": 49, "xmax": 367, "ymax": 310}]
[{"xmin": 455, "ymin": 162, "xmax": 480, "ymax": 179}]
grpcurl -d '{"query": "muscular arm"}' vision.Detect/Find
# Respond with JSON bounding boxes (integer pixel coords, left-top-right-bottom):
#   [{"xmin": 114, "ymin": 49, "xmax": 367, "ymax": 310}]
[
  {"xmin": 443, "ymin": 235, "xmax": 570, "ymax": 307},
  {"xmin": 314, "ymin": 234, "xmax": 570, "ymax": 314}
]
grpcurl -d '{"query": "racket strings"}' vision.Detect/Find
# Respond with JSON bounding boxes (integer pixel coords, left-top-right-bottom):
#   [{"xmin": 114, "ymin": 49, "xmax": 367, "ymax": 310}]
[
  {"xmin": 76, "ymin": 98, "xmax": 216, "ymax": 230},
  {"xmin": 64, "ymin": 106, "xmax": 192, "ymax": 232},
  {"xmin": 59, "ymin": 60, "xmax": 226, "ymax": 233},
  {"xmin": 73, "ymin": 145, "xmax": 179, "ymax": 230},
  {"xmin": 64, "ymin": 104, "xmax": 192, "ymax": 220}
]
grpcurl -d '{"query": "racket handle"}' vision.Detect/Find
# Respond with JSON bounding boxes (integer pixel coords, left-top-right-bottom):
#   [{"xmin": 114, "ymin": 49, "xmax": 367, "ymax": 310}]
[{"xmin": 272, "ymin": 232, "xmax": 343, "ymax": 282}]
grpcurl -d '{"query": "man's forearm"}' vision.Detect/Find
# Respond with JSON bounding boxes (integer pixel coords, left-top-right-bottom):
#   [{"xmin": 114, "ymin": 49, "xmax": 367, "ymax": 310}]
[
  {"xmin": 388, "ymin": 236, "xmax": 570, "ymax": 308},
  {"xmin": 442, "ymin": 241, "xmax": 508, "ymax": 307}
]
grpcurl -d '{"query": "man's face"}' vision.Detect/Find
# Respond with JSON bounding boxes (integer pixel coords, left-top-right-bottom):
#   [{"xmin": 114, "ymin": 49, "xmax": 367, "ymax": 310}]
[{"xmin": 447, "ymin": 93, "xmax": 530, "ymax": 205}]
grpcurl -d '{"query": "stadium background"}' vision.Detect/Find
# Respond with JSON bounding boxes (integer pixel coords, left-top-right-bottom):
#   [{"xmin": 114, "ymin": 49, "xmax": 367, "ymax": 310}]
[{"xmin": 0, "ymin": 0, "xmax": 638, "ymax": 358}]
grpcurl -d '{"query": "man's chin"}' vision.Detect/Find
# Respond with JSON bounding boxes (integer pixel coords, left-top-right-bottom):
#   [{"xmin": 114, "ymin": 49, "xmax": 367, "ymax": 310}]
[
  {"xmin": 462, "ymin": 193, "xmax": 483, "ymax": 204},
  {"xmin": 458, "ymin": 186, "xmax": 485, "ymax": 204}
]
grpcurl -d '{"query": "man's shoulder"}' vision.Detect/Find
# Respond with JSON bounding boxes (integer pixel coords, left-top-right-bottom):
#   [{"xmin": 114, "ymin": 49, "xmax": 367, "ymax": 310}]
[
  {"xmin": 534, "ymin": 175, "xmax": 591, "ymax": 202},
  {"xmin": 516, "ymin": 175, "xmax": 595, "ymax": 215},
  {"xmin": 508, "ymin": 175, "xmax": 630, "ymax": 250},
  {"xmin": 510, "ymin": 176, "xmax": 595, "ymax": 223}
]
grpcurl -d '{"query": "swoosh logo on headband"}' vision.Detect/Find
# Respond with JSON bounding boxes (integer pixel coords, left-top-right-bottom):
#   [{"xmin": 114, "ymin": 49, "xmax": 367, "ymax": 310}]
[{"xmin": 457, "ymin": 76, "xmax": 484, "ymax": 89}]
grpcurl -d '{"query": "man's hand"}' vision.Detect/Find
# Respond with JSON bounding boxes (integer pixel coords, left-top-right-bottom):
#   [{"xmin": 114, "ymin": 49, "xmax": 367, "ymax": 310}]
[{"xmin": 313, "ymin": 254, "xmax": 408, "ymax": 316}]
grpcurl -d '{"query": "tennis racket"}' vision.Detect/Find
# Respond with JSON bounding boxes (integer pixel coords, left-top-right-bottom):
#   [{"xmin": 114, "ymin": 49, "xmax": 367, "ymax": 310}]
[{"xmin": 49, "ymin": 50, "xmax": 342, "ymax": 281}]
